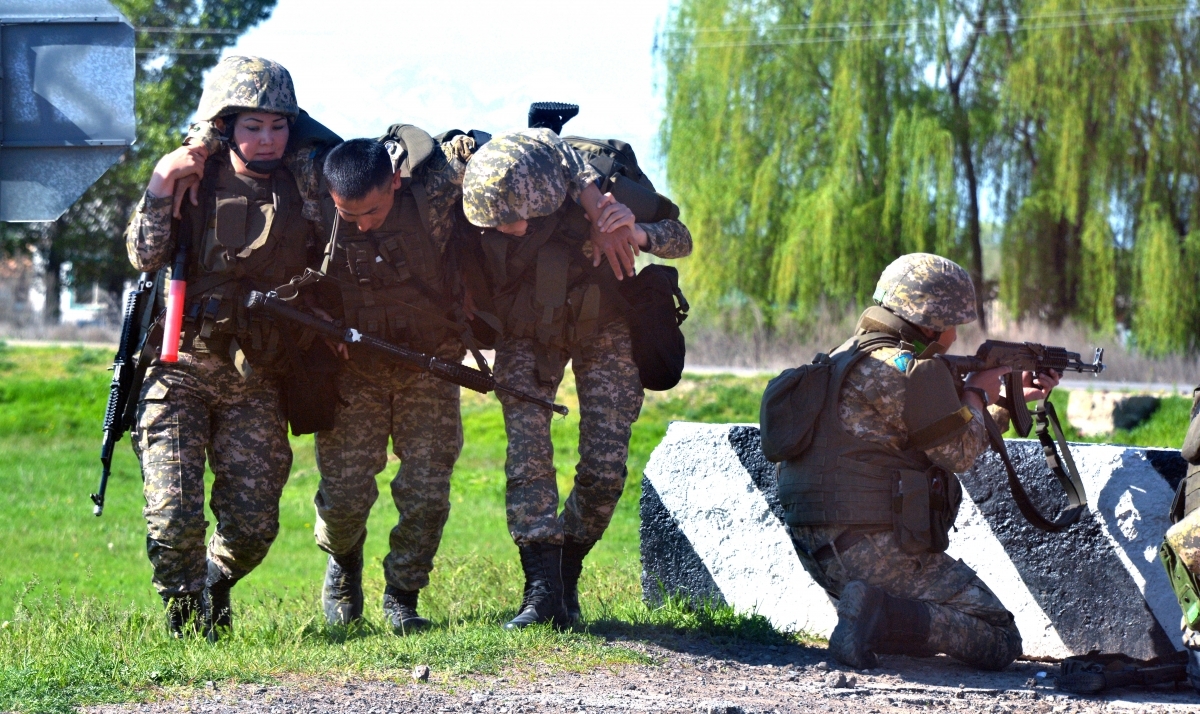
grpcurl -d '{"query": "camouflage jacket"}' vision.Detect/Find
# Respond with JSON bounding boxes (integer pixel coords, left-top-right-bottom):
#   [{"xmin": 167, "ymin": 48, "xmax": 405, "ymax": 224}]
[{"xmin": 839, "ymin": 345, "xmax": 1004, "ymax": 473}]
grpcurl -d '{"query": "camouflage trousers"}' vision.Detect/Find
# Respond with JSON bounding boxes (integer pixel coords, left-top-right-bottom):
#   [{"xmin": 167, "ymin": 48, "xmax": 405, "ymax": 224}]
[
  {"xmin": 494, "ymin": 319, "xmax": 644, "ymax": 546},
  {"xmin": 134, "ymin": 351, "xmax": 292, "ymax": 598},
  {"xmin": 313, "ymin": 353, "xmax": 463, "ymax": 591},
  {"xmin": 791, "ymin": 526, "xmax": 1022, "ymax": 671}
]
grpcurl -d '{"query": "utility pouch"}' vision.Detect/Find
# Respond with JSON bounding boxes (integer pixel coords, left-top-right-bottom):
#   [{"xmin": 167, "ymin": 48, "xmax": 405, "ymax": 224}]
[
  {"xmin": 894, "ymin": 469, "xmax": 932, "ymax": 554},
  {"xmin": 893, "ymin": 467, "xmax": 960, "ymax": 554},
  {"xmin": 1161, "ymin": 508, "xmax": 1200, "ymax": 630},
  {"xmin": 282, "ymin": 335, "xmax": 342, "ymax": 437},
  {"xmin": 759, "ymin": 354, "xmax": 833, "ymax": 462},
  {"xmin": 616, "ymin": 264, "xmax": 689, "ymax": 392}
]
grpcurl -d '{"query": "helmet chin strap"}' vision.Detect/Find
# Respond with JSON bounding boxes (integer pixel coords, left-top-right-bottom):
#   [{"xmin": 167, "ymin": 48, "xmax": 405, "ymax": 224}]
[{"xmin": 226, "ymin": 140, "xmax": 283, "ymax": 173}]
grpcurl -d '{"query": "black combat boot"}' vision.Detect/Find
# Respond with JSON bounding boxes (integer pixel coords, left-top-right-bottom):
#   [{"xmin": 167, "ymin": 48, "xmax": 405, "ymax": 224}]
[
  {"xmin": 828, "ymin": 580, "xmax": 888, "ymax": 669},
  {"xmin": 204, "ymin": 560, "xmax": 241, "ymax": 638},
  {"xmin": 322, "ymin": 544, "xmax": 364, "ymax": 626},
  {"xmin": 561, "ymin": 536, "xmax": 597, "ymax": 626},
  {"xmin": 872, "ymin": 592, "xmax": 934, "ymax": 658},
  {"xmin": 504, "ymin": 543, "xmax": 568, "ymax": 630},
  {"xmin": 164, "ymin": 591, "xmax": 208, "ymax": 639},
  {"xmin": 382, "ymin": 585, "xmax": 431, "ymax": 636}
]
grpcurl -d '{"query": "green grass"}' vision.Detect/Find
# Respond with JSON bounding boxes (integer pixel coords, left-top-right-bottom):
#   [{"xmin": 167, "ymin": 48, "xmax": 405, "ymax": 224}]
[
  {"xmin": 0, "ymin": 345, "xmax": 1187, "ymax": 712},
  {"xmin": 0, "ymin": 347, "xmax": 778, "ymax": 712}
]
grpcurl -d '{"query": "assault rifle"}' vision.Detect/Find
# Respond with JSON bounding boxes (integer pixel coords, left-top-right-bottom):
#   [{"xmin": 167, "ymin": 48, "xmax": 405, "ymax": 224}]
[
  {"xmin": 245, "ymin": 291, "xmax": 569, "ymax": 416},
  {"xmin": 941, "ymin": 341, "xmax": 1105, "ymax": 437},
  {"xmin": 95, "ymin": 273, "xmax": 160, "ymax": 516},
  {"xmin": 940, "ymin": 340, "xmax": 1105, "ymax": 533}
]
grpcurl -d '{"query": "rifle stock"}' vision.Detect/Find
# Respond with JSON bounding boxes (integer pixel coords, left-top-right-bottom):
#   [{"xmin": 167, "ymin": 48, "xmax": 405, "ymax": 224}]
[{"xmin": 244, "ymin": 291, "xmax": 569, "ymax": 416}]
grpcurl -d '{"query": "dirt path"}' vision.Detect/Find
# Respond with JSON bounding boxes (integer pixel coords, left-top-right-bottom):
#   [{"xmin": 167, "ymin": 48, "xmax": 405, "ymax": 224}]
[{"xmin": 85, "ymin": 633, "xmax": 1199, "ymax": 713}]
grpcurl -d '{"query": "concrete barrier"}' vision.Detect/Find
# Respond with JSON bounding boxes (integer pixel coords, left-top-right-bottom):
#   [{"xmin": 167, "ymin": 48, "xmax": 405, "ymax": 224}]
[{"xmin": 640, "ymin": 422, "xmax": 1187, "ymax": 660}]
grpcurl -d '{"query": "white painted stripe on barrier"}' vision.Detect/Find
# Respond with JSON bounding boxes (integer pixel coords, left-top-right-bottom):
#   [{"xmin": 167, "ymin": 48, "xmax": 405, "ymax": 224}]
[
  {"xmin": 1072, "ymin": 445, "xmax": 1184, "ymax": 647},
  {"xmin": 946, "ymin": 494, "xmax": 1071, "ymax": 659},
  {"xmin": 644, "ymin": 422, "xmax": 839, "ymax": 637}
]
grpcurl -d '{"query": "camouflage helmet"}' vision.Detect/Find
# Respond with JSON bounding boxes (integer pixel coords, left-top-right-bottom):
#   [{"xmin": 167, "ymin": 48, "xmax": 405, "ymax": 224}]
[
  {"xmin": 873, "ymin": 253, "xmax": 977, "ymax": 332},
  {"xmin": 462, "ymin": 129, "xmax": 567, "ymax": 228},
  {"xmin": 196, "ymin": 56, "xmax": 298, "ymax": 122}
]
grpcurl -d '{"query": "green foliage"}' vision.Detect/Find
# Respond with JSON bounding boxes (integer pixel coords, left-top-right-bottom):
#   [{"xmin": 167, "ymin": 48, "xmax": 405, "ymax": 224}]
[
  {"xmin": 0, "ymin": 348, "xmax": 783, "ymax": 711},
  {"xmin": 662, "ymin": 1, "xmax": 1200, "ymax": 351}
]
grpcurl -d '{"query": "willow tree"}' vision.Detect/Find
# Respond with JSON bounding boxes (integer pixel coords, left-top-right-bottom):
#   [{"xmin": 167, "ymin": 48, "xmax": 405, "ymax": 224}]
[
  {"xmin": 998, "ymin": 0, "xmax": 1200, "ymax": 343},
  {"xmin": 660, "ymin": 0, "xmax": 1007, "ymax": 327},
  {"xmin": 662, "ymin": 0, "xmax": 1200, "ymax": 353}
]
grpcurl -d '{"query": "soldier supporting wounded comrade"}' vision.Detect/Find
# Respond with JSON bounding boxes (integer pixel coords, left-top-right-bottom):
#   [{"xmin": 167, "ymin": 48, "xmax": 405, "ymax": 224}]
[
  {"xmin": 776, "ymin": 253, "xmax": 1060, "ymax": 671},
  {"xmin": 461, "ymin": 129, "xmax": 693, "ymax": 629},
  {"xmin": 125, "ymin": 56, "xmax": 316, "ymax": 638},
  {"xmin": 300, "ymin": 132, "xmax": 477, "ymax": 635}
]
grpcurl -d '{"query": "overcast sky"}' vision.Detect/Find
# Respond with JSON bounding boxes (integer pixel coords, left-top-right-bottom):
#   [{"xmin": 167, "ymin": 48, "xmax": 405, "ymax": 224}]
[{"xmin": 218, "ymin": 0, "xmax": 676, "ymax": 188}]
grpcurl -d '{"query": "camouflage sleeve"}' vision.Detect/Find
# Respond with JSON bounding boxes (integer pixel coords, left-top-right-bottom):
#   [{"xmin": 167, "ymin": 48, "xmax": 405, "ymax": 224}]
[
  {"xmin": 841, "ymin": 346, "xmax": 989, "ymax": 473},
  {"xmin": 125, "ymin": 191, "xmax": 177, "ymax": 272},
  {"xmin": 416, "ymin": 153, "xmax": 466, "ymax": 255},
  {"xmin": 438, "ymin": 134, "xmax": 476, "ymax": 185},
  {"xmin": 925, "ymin": 404, "xmax": 990, "ymax": 473},
  {"xmin": 536, "ymin": 130, "xmax": 601, "ymax": 202},
  {"xmin": 641, "ymin": 218, "xmax": 693, "ymax": 259},
  {"xmin": 283, "ymin": 145, "xmax": 330, "ymax": 224},
  {"xmin": 183, "ymin": 121, "xmax": 224, "ymax": 156}
]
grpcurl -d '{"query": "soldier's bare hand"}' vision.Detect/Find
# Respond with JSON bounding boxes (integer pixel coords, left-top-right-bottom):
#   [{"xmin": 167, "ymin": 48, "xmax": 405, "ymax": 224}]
[
  {"xmin": 147, "ymin": 146, "xmax": 207, "ymax": 209},
  {"xmin": 1022, "ymin": 369, "xmax": 1060, "ymax": 402},
  {"xmin": 594, "ymin": 193, "xmax": 648, "ymax": 250},
  {"xmin": 590, "ymin": 224, "xmax": 638, "ymax": 280},
  {"xmin": 965, "ymin": 365, "xmax": 1011, "ymax": 406}
]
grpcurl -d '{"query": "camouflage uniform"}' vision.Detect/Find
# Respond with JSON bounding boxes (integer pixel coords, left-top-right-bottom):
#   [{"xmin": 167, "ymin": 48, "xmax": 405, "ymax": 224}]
[
  {"xmin": 790, "ymin": 345, "xmax": 1022, "ymax": 671},
  {"xmin": 463, "ymin": 130, "xmax": 693, "ymax": 547},
  {"xmin": 1165, "ymin": 510, "xmax": 1200, "ymax": 690},
  {"xmin": 188, "ymin": 116, "xmax": 474, "ymax": 596},
  {"xmin": 127, "ymin": 56, "xmax": 307, "ymax": 607},
  {"xmin": 785, "ymin": 253, "xmax": 1022, "ymax": 671}
]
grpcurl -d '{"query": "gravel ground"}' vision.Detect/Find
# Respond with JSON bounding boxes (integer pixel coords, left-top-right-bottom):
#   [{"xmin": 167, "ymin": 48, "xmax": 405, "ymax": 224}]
[{"xmin": 85, "ymin": 633, "xmax": 1200, "ymax": 714}]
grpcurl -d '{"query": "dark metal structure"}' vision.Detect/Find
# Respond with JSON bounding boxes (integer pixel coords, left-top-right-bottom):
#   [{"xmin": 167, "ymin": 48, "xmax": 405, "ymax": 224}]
[{"xmin": 0, "ymin": 0, "xmax": 135, "ymax": 221}]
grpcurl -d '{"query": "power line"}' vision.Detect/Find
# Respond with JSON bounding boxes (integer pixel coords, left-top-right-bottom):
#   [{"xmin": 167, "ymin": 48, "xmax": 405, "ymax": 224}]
[
  {"xmin": 664, "ymin": 3, "xmax": 1193, "ymax": 35},
  {"xmin": 135, "ymin": 48, "xmax": 224, "ymax": 55},
  {"xmin": 136, "ymin": 27, "xmax": 241, "ymax": 34},
  {"xmin": 678, "ymin": 7, "xmax": 1199, "ymax": 49}
]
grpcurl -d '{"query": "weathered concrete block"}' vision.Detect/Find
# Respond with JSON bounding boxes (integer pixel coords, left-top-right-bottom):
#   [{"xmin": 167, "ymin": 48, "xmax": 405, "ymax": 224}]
[
  {"xmin": 640, "ymin": 422, "xmax": 1186, "ymax": 660},
  {"xmin": 1066, "ymin": 391, "xmax": 1163, "ymax": 436}
]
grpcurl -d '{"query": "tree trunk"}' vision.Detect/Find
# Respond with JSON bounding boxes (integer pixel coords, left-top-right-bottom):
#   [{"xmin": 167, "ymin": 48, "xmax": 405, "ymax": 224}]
[{"xmin": 40, "ymin": 222, "xmax": 63, "ymax": 327}]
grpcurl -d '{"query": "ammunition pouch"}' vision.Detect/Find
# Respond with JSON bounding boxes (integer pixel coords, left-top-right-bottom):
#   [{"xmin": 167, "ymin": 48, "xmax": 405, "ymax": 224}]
[
  {"xmin": 1162, "ymin": 508, "xmax": 1200, "ymax": 630},
  {"xmin": 894, "ymin": 466, "xmax": 961, "ymax": 555}
]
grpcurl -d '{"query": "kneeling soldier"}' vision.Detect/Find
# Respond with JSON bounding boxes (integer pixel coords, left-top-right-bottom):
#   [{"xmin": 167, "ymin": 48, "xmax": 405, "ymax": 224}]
[
  {"xmin": 780, "ymin": 253, "xmax": 1058, "ymax": 671},
  {"xmin": 125, "ymin": 57, "xmax": 315, "ymax": 637}
]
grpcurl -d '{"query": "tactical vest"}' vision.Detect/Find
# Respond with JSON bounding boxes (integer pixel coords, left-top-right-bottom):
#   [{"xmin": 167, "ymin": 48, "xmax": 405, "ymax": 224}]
[
  {"xmin": 323, "ymin": 184, "xmax": 455, "ymax": 355},
  {"xmin": 777, "ymin": 333, "xmax": 964, "ymax": 556},
  {"xmin": 477, "ymin": 201, "xmax": 626, "ymax": 382},
  {"xmin": 181, "ymin": 159, "xmax": 310, "ymax": 367}
]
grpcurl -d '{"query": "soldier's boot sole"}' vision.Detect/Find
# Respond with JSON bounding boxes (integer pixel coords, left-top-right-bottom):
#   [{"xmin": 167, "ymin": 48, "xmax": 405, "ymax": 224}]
[{"xmin": 829, "ymin": 580, "xmax": 886, "ymax": 670}]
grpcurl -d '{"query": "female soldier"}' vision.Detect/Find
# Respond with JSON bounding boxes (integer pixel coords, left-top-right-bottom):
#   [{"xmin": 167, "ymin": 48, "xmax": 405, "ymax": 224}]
[{"xmin": 125, "ymin": 56, "xmax": 314, "ymax": 638}]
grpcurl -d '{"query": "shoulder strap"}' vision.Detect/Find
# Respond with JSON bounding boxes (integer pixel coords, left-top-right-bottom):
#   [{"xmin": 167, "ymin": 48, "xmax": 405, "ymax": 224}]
[{"xmin": 981, "ymin": 403, "xmax": 1088, "ymax": 532}]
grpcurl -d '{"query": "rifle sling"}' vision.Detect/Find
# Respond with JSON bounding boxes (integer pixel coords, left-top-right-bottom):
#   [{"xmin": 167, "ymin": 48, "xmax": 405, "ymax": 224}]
[{"xmin": 981, "ymin": 403, "xmax": 1087, "ymax": 533}]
